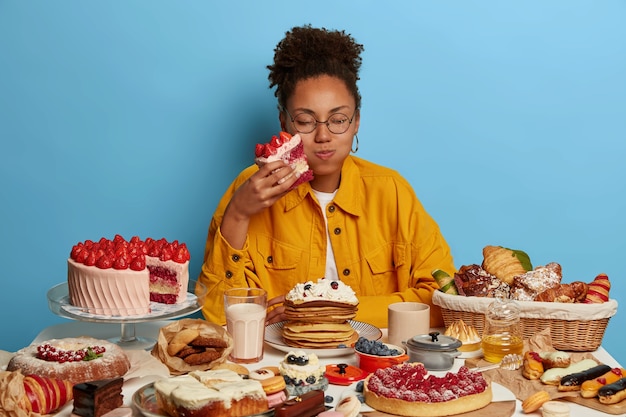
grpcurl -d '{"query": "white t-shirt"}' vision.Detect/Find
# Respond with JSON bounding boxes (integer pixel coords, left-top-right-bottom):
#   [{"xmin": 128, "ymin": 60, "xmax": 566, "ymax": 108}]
[{"xmin": 312, "ymin": 189, "xmax": 339, "ymax": 281}]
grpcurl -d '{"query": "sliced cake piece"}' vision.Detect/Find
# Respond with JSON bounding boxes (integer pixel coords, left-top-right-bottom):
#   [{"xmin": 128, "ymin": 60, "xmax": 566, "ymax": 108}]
[
  {"xmin": 254, "ymin": 131, "xmax": 314, "ymax": 189},
  {"xmin": 72, "ymin": 377, "xmax": 123, "ymax": 417}
]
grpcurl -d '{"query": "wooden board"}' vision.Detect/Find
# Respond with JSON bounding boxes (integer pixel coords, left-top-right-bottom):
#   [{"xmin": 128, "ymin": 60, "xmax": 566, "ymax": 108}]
[
  {"xmin": 363, "ymin": 400, "xmax": 515, "ymax": 417},
  {"xmin": 563, "ymin": 396, "xmax": 626, "ymax": 415},
  {"xmin": 465, "ymin": 356, "xmax": 626, "ymax": 415}
]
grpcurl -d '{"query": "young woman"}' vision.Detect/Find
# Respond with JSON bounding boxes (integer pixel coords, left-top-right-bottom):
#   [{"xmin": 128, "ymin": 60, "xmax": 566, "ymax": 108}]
[{"xmin": 198, "ymin": 25, "xmax": 455, "ymax": 329}]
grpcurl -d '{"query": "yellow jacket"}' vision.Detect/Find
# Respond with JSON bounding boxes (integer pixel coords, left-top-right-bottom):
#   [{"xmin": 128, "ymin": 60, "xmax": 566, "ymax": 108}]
[{"xmin": 198, "ymin": 156, "xmax": 455, "ymax": 329}]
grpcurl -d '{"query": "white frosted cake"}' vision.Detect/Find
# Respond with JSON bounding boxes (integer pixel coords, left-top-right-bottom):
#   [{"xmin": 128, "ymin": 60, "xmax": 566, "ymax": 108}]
[{"xmin": 154, "ymin": 370, "xmax": 268, "ymax": 417}]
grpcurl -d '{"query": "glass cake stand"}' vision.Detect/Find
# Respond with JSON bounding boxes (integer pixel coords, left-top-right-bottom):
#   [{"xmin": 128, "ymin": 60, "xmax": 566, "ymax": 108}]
[{"xmin": 47, "ymin": 279, "xmax": 207, "ymax": 350}]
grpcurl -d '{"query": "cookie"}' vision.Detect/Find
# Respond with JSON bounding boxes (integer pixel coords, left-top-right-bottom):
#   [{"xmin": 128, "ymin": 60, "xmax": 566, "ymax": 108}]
[
  {"xmin": 261, "ymin": 375, "xmax": 286, "ymax": 395},
  {"xmin": 182, "ymin": 349, "xmax": 222, "ymax": 365},
  {"xmin": 190, "ymin": 336, "xmax": 229, "ymax": 348},
  {"xmin": 335, "ymin": 395, "xmax": 361, "ymax": 417},
  {"xmin": 212, "ymin": 362, "xmax": 250, "ymax": 377},
  {"xmin": 522, "ymin": 390, "xmax": 551, "ymax": 413},
  {"xmin": 175, "ymin": 345, "xmax": 205, "ymax": 359},
  {"xmin": 541, "ymin": 400, "xmax": 570, "ymax": 417},
  {"xmin": 167, "ymin": 328, "xmax": 200, "ymax": 356},
  {"xmin": 250, "ymin": 368, "xmax": 275, "ymax": 380},
  {"xmin": 261, "ymin": 366, "xmax": 281, "ymax": 376}
]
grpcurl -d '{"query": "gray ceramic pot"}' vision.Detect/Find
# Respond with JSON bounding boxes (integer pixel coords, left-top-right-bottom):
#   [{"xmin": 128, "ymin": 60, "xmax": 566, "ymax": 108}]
[{"xmin": 403, "ymin": 332, "xmax": 462, "ymax": 371}]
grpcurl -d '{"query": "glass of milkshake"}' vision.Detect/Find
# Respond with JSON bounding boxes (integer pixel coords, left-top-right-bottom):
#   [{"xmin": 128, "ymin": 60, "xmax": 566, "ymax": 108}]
[{"xmin": 224, "ymin": 287, "xmax": 267, "ymax": 363}]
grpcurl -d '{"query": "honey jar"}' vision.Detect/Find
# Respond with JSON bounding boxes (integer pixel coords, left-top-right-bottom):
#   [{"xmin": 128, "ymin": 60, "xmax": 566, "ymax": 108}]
[{"xmin": 481, "ymin": 297, "xmax": 523, "ymax": 363}]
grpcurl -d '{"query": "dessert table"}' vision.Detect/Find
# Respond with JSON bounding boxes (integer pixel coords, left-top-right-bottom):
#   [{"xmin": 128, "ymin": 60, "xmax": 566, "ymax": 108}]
[{"xmin": 27, "ymin": 321, "xmax": 625, "ymax": 417}]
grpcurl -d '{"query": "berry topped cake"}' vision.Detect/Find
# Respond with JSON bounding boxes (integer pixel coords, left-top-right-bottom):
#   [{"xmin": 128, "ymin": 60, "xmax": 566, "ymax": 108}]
[
  {"xmin": 7, "ymin": 337, "xmax": 130, "ymax": 385},
  {"xmin": 254, "ymin": 131, "xmax": 313, "ymax": 189},
  {"xmin": 68, "ymin": 235, "xmax": 190, "ymax": 316},
  {"xmin": 282, "ymin": 278, "xmax": 359, "ymax": 348},
  {"xmin": 278, "ymin": 351, "xmax": 328, "ymax": 396}
]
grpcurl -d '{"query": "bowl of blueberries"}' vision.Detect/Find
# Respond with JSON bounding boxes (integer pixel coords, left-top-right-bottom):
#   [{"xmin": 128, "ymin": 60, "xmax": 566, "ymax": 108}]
[{"xmin": 354, "ymin": 337, "xmax": 409, "ymax": 373}]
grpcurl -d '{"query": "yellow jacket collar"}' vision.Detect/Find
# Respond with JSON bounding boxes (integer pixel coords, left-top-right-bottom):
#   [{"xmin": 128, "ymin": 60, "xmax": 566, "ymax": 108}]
[{"xmin": 284, "ymin": 156, "xmax": 363, "ymax": 217}]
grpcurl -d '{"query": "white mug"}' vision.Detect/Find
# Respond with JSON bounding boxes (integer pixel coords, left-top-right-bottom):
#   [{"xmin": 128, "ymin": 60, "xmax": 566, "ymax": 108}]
[{"xmin": 387, "ymin": 302, "xmax": 430, "ymax": 346}]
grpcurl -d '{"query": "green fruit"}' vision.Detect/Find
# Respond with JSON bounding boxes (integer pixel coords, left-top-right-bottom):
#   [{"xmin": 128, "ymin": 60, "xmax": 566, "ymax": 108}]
[
  {"xmin": 431, "ymin": 269, "xmax": 458, "ymax": 295},
  {"xmin": 506, "ymin": 248, "xmax": 533, "ymax": 271}
]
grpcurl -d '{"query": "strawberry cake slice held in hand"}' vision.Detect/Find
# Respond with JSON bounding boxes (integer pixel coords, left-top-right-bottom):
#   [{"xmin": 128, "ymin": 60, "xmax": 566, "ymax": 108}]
[{"xmin": 254, "ymin": 131, "xmax": 314, "ymax": 189}]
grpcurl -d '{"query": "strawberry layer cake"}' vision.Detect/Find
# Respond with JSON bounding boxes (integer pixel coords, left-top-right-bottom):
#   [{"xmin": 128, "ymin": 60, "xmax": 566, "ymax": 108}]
[
  {"xmin": 254, "ymin": 131, "xmax": 313, "ymax": 189},
  {"xmin": 68, "ymin": 235, "xmax": 190, "ymax": 316}
]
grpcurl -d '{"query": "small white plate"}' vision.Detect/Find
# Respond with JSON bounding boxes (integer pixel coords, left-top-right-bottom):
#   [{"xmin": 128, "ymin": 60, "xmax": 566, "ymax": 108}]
[{"xmin": 459, "ymin": 348, "xmax": 484, "ymax": 359}]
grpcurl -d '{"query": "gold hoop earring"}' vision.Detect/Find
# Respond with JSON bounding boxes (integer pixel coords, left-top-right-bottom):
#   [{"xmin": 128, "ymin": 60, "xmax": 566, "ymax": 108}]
[{"xmin": 351, "ymin": 134, "xmax": 359, "ymax": 153}]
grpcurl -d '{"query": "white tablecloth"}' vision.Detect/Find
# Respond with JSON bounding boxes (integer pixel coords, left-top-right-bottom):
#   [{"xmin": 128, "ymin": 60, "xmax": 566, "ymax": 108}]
[{"xmin": 25, "ymin": 321, "xmax": 624, "ymax": 417}]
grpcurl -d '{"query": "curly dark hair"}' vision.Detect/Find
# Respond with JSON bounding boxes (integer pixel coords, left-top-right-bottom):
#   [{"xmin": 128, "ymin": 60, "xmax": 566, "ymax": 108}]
[{"xmin": 267, "ymin": 25, "xmax": 364, "ymax": 110}]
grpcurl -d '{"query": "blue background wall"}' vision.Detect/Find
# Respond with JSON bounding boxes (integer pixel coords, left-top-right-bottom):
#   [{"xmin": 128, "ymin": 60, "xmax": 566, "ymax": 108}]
[{"xmin": 1, "ymin": 2, "xmax": 624, "ymax": 364}]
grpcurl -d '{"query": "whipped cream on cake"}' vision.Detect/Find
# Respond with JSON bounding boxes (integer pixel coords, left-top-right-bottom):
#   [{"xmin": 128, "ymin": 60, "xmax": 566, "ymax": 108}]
[{"xmin": 278, "ymin": 351, "xmax": 328, "ymax": 396}]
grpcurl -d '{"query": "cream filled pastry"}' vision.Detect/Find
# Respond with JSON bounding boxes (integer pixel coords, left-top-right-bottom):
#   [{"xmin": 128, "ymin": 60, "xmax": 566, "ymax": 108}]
[{"xmin": 279, "ymin": 351, "xmax": 328, "ymax": 396}]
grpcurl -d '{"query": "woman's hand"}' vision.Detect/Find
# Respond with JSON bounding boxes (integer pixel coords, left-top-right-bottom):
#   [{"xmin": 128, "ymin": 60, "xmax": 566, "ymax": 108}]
[
  {"xmin": 266, "ymin": 295, "xmax": 286, "ymax": 325},
  {"xmin": 221, "ymin": 160, "xmax": 297, "ymax": 249},
  {"xmin": 229, "ymin": 160, "xmax": 297, "ymax": 219}
]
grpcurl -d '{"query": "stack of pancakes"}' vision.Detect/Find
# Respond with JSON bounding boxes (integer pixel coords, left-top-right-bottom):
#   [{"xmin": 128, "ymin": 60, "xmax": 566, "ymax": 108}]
[{"xmin": 282, "ymin": 280, "xmax": 359, "ymax": 348}]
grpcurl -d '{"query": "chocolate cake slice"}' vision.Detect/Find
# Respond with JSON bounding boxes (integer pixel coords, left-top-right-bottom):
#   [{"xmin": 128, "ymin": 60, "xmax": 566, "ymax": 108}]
[{"xmin": 72, "ymin": 377, "xmax": 123, "ymax": 417}]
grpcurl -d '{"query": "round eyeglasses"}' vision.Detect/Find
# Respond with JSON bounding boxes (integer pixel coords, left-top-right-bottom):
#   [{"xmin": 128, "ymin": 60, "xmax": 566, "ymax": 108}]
[{"xmin": 283, "ymin": 108, "xmax": 356, "ymax": 134}]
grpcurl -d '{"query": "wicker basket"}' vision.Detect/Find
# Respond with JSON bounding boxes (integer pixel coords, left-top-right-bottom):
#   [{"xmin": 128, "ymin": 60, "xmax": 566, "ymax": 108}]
[{"xmin": 432, "ymin": 291, "xmax": 618, "ymax": 351}]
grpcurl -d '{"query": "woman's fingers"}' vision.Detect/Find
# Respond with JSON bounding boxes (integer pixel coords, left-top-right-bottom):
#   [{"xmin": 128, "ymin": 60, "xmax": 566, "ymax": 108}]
[
  {"xmin": 266, "ymin": 304, "xmax": 285, "ymax": 325},
  {"xmin": 266, "ymin": 295, "xmax": 286, "ymax": 325},
  {"xmin": 268, "ymin": 295, "xmax": 285, "ymax": 307}
]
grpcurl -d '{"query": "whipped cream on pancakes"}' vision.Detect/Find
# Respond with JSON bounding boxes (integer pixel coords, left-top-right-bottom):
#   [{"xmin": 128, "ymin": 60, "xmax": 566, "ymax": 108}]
[{"xmin": 285, "ymin": 278, "xmax": 358, "ymax": 305}]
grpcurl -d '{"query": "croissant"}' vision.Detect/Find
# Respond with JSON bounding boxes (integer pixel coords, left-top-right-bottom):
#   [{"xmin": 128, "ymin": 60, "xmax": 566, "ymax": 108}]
[
  {"xmin": 482, "ymin": 246, "xmax": 532, "ymax": 285},
  {"xmin": 584, "ymin": 273, "xmax": 611, "ymax": 303},
  {"xmin": 535, "ymin": 282, "xmax": 588, "ymax": 303}
]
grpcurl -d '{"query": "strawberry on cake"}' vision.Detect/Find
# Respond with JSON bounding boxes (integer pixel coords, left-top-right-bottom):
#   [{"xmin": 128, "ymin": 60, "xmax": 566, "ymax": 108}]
[
  {"xmin": 254, "ymin": 131, "xmax": 313, "ymax": 189},
  {"xmin": 68, "ymin": 235, "xmax": 190, "ymax": 316}
]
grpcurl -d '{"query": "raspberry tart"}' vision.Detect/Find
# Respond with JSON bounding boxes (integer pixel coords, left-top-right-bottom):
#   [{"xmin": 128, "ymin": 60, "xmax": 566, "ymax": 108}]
[
  {"xmin": 68, "ymin": 235, "xmax": 190, "ymax": 316},
  {"xmin": 254, "ymin": 131, "xmax": 313, "ymax": 189},
  {"xmin": 363, "ymin": 363, "xmax": 492, "ymax": 417}
]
